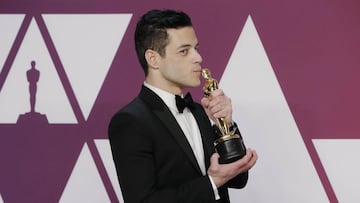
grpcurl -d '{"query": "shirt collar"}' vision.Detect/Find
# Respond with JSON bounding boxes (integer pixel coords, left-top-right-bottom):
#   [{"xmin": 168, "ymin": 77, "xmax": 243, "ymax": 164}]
[{"xmin": 144, "ymin": 82, "xmax": 179, "ymax": 112}]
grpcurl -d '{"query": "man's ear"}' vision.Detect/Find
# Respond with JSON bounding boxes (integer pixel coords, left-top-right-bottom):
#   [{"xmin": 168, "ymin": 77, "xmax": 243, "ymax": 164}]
[{"xmin": 145, "ymin": 49, "xmax": 160, "ymax": 69}]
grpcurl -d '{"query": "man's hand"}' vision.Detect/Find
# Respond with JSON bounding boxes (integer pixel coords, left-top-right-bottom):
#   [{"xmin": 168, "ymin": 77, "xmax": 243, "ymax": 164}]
[
  {"xmin": 208, "ymin": 149, "xmax": 258, "ymax": 188},
  {"xmin": 201, "ymin": 89, "xmax": 232, "ymax": 124}
]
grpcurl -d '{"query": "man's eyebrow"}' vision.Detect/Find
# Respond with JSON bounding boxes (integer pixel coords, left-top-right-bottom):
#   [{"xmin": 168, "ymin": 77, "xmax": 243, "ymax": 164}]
[
  {"xmin": 177, "ymin": 43, "xmax": 199, "ymax": 49},
  {"xmin": 177, "ymin": 44, "xmax": 191, "ymax": 49}
]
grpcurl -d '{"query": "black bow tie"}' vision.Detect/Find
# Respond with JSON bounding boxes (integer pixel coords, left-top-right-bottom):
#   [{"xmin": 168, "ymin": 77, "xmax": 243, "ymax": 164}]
[{"xmin": 175, "ymin": 92, "xmax": 194, "ymax": 113}]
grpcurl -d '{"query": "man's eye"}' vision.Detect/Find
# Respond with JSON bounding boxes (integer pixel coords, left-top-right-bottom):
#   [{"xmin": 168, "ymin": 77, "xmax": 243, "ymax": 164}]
[{"xmin": 179, "ymin": 49, "xmax": 188, "ymax": 55}]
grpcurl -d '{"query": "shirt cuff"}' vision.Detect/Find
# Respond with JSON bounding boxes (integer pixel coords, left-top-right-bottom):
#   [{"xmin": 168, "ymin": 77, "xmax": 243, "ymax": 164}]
[{"xmin": 208, "ymin": 175, "xmax": 220, "ymax": 200}]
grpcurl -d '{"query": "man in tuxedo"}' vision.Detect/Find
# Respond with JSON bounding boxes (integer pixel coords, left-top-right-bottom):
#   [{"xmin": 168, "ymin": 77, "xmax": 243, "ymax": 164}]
[{"xmin": 108, "ymin": 9, "xmax": 257, "ymax": 203}]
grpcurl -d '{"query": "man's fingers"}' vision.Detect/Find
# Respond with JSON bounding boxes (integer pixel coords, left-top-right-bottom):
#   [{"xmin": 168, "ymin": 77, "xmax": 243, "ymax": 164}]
[
  {"xmin": 235, "ymin": 149, "xmax": 258, "ymax": 171},
  {"xmin": 210, "ymin": 89, "xmax": 225, "ymax": 97},
  {"xmin": 210, "ymin": 153, "xmax": 220, "ymax": 164},
  {"xmin": 201, "ymin": 97, "xmax": 209, "ymax": 108}
]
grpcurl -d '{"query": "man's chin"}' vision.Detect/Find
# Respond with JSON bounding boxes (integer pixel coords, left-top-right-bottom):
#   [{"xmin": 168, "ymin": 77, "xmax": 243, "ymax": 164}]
[
  {"xmin": 181, "ymin": 80, "xmax": 201, "ymax": 89},
  {"xmin": 188, "ymin": 83, "xmax": 201, "ymax": 88}
]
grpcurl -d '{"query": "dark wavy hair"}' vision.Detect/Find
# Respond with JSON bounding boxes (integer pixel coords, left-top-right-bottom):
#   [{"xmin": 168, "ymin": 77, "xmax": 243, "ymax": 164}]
[{"xmin": 135, "ymin": 9, "xmax": 192, "ymax": 75}]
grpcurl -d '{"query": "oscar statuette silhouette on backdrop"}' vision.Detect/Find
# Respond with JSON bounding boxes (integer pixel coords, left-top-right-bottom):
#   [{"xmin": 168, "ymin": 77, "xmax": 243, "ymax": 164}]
[
  {"xmin": 202, "ymin": 68, "xmax": 246, "ymax": 164},
  {"xmin": 17, "ymin": 60, "xmax": 48, "ymax": 124}
]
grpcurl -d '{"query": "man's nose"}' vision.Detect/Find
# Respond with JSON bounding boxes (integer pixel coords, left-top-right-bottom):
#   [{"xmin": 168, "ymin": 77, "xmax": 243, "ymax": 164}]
[{"xmin": 194, "ymin": 49, "xmax": 202, "ymax": 63}]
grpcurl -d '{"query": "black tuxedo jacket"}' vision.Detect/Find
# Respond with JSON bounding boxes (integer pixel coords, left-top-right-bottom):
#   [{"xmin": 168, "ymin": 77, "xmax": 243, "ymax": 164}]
[{"xmin": 108, "ymin": 85, "xmax": 248, "ymax": 203}]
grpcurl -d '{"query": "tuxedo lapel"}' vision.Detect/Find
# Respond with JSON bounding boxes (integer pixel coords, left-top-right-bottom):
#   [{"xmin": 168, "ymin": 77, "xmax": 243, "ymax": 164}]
[
  {"xmin": 190, "ymin": 106, "xmax": 214, "ymax": 169},
  {"xmin": 139, "ymin": 86, "xmax": 203, "ymax": 174}
]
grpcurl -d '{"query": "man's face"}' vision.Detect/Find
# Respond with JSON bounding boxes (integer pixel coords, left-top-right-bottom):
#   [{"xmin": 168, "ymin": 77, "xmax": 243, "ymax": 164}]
[{"xmin": 157, "ymin": 26, "xmax": 203, "ymax": 93}]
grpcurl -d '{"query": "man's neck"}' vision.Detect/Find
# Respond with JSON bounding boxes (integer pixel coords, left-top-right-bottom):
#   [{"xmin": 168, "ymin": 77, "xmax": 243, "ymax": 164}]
[{"xmin": 145, "ymin": 79, "xmax": 182, "ymax": 95}]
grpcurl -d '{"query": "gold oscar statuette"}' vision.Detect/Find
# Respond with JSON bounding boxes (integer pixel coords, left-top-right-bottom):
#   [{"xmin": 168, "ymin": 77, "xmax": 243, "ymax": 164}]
[{"xmin": 202, "ymin": 68, "xmax": 246, "ymax": 164}]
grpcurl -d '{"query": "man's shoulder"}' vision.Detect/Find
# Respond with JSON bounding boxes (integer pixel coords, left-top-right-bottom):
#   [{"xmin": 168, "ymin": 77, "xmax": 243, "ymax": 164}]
[{"xmin": 116, "ymin": 96, "xmax": 147, "ymax": 115}]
